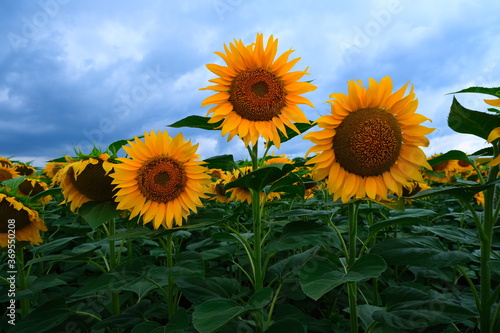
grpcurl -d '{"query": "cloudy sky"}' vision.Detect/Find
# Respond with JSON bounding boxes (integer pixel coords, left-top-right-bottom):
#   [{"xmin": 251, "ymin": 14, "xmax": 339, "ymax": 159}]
[{"xmin": 1, "ymin": 0, "xmax": 499, "ymax": 167}]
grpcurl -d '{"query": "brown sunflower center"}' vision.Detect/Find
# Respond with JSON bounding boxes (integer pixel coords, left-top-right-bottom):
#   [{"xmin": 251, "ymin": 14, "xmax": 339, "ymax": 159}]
[
  {"xmin": 69, "ymin": 161, "xmax": 117, "ymax": 202},
  {"xmin": 0, "ymin": 198, "xmax": 32, "ymax": 233},
  {"xmin": 333, "ymin": 108, "xmax": 402, "ymax": 177},
  {"xmin": 0, "ymin": 169, "xmax": 13, "ymax": 181},
  {"xmin": 18, "ymin": 180, "xmax": 45, "ymax": 197},
  {"xmin": 230, "ymin": 67, "xmax": 286, "ymax": 121},
  {"xmin": 137, "ymin": 156, "xmax": 187, "ymax": 203}
]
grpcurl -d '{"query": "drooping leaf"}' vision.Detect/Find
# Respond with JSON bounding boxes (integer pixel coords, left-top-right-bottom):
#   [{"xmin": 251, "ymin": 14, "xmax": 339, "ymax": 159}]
[
  {"xmin": 448, "ymin": 97, "xmax": 500, "ymax": 140},
  {"xmin": 268, "ymin": 172, "xmax": 305, "ymax": 198},
  {"xmin": 192, "ymin": 298, "xmax": 246, "ymax": 333},
  {"xmin": 167, "ymin": 115, "xmax": 223, "ymax": 130},
  {"xmin": 78, "ymin": 201, "xmax": 124, "ymax": 229}
]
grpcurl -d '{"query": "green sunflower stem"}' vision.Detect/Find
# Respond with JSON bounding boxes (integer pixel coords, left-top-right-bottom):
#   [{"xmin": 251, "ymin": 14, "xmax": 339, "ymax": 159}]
[
  {"xmin": 248, "ymin": 142, "xmax": 265, "ymax": 331},
  {"xmin": 16, "ymin": 248, "xmax": 30, "ymax": 318},
  {"xmin": 160, "ymin": 233, "xmax": 177, "ymax": 321},
  {"xmin": 479, "ymin": 144, "xmax": 499, "ymax": 332},
  {"xmin": 108, "ymin": 219, "xmax": 120, "ymax": 317},
  {"xmin": 347, "ymin": 201, "xmax": 360, "ymax": 333}
]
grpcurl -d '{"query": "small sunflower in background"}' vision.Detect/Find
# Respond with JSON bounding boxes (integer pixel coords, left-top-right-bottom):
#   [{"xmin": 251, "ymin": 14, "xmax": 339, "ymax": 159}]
[
  {"xmin": 43, "ymin": 161, "xmax": 67, "ymax": 179},
  {"xmin": 111, "ymin": 130, "xmax": 211, "ymax": 229},
  {"xmin": 13, "ymin": 163, "xmax": 36, "ymax": 176},
  {"xmin": 17, "ymin": 178, "xmax": 52, "ymax": 204},
  {"xmin": 56, "ymin": 151, "xmax": 118, "ymax": 212},
  {"xmin": 0, "ymin": 192, "xmax": 47, "ymax": 247},
  {"xmin": 305, "ymin": 76, "xmax": 434, "ymax": 203},
  {"xmin": 0, "ymin": 156, "xmax": 12, "ymax": 168},
  {"xmin": 201, "ymin": 33, "xmax": 316, "ymax": 148},
  {"xmin": 207, "ymin": 169, "xmax": 231, "ymax": 204},
  {"xmin": 0, "ymin": 165, "xmax": 20, "ymax": 182}
]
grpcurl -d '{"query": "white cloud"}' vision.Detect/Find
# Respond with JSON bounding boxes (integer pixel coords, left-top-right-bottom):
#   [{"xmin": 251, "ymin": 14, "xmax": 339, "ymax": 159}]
[{"xmin": 423, "ymin": 133, "xmax": 488, "ymax": 156}]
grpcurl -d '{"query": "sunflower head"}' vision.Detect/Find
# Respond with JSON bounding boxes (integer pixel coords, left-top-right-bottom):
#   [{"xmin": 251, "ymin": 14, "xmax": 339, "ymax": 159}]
[
  {"xmin": 304, "ymin": 76, "xmax": 434, "ymax": 203},
  {"xmin": 13, "ymin": 164, "xmax": 36, "ymax": 176},
  {"xmin": 18, "ymin": 178, "xmax": 52, "ymax": 204},
  {"xmin": 57, "ymin": 151, "xmax": 118, "ymax": 212},
  {"xmin": 201, "ymin": 33, "xmax": 316, "ymax": 148},
  {"xmin": 111, "ymin": 130, "xmax": 211, "ymax": 229},
  {"xmin": 0, "ymin": 165, "xmax": 20, "ymax": 182},
  {"xmin": 43, "ymin": 161, "xmax": 67, "ymax": 178},
  {"xmin": 0, "ymin": 193, "xmax": 47, "ymax": 247},
  {"xmin": 0, "ymin": 156, "xmax": 12, "ymax": 168}
]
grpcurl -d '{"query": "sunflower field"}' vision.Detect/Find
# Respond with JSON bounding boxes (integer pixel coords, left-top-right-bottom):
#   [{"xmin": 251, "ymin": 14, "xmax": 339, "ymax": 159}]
[{"xmin": 1, "ymin": 34, "xmax": 500, "ymax": 333}]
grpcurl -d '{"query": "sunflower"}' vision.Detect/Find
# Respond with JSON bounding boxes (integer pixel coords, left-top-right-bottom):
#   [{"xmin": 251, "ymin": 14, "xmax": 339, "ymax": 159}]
[
  {"xmin": 56, "ymin": 153, "xmax": 117, "ymax": 212},
  {"xmin": 206, "ymin": 169, "xmax": 231, "ymax": 203},
  {"xmin": 0, "ymin": 165, "xmax": 20, "ymax": 182},
  {"xmin": 0, "ymin": 156, "xmax": 12, "ymax": 168},
  {"xmin": 225, "ymin": 166, "xmax": 281, "ymax": 203},
  {"xmin": 43, "ymin": 161, "xmax": 67, "ymax": 178},
  {"xmin": 201, "ymin": 33, "xmax": 316, "ymax": 148},
  {"xmin": 18, "ymin": 178, "xmax": 52, "ymax": 204},
  {"xmin": 0, "ymin": 193, "xmax": 47, "ymax": 247},
  {"xmin": 13, "ymin": 164, "xmax": 36, "ymax": 176},
  {"xmin": 304, "ymin": 76, "xmax": 434, "ymax": 203},
  {"xmin": 111, "ymin": 130, "xmax": 211, "ymax": 229}
]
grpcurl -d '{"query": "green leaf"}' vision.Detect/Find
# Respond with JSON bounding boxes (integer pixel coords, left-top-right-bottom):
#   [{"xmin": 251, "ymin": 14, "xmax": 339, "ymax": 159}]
[
  {"xmin": 414, "ymin": 225, "xmax": 479, "ymax": 246},
  {"xmin": 176, "ymin": 277, "xmax": 242, "ymax": 305},
  {"xmin": 72, "ymin": 264, "xmax": 143, "ymax": 296},
  {"xmin": 93, "ymin": 300, "xmax": 158, "ymax": 330},
  {"xmin": 451, "ymin": 86, "xmax": 500, "ymax": 97},
  {"xmin": 247, "ymin": 287, "xmax": 273, "ymax": 309},
  {"xmin": 269, "ymin": 172, "xmax": 305, "ymax": 198},
  {"xmin": 224, "ymin": 163, "xmax": 295, "ymax": 192},
  {"xmin": 30, "ymin": 236, "xmax": 80, "ymax": 256},
  {"xmin": 78, "ymin": 201, "xmax": 124, "ymax": 229},
  {"xmin": 29, "ymin": 187, "xmax": 62, "ymax": 202},
  {"xmin": 448, "ymin": 96, "xmax": 500, "ymax": 140},
  {"xmin": 370, "ymin": 236, "xmax": 471, "ymax": 267},
  {"xmin": 300, "ymin": 254, "xmax": 386, "ymax": 301},
  {"xmin": 265, "ymin": 221, "xmax": 341, "ymax": 252},
  {"xmin": 373, "ymin": 288, "xmax": 476, "ymax": 329},
  {"xmin": 9, "ymin": 298, "xmax": 71, "ymax": 333},
  {"xmin": 268, "ymin": 247, "xmax": 318, "ymax": 279},
  {"xmin": 408, "ymin": 183, "xmax": 487, "ymax": 202},
  {"xmin": 108, "ymin": 227, "xmax": 156, "ymax": 241},
  {"xmin": 427, "ymin": 150, "xmax": 475, "ymax": 167},
  {"xmin": 192, "ymin": 298, "xmax": 246, "ymax": 333},
  {"xmin": 0, "ymin": 176, "xmax": 25, "ymax": 189},
  {"xmin": 369, "ymin": 209, "xmax": 437, "ymax": 235},
  {"xmin": 108, "ymin": 139, "xmax": 131, "ymax": 155},
  {"xmin": 267, "ymin": 319, "xmax": 307, "ymax": 333},
  {"xmin": 203, "ymin": 154, "xmax": 237, "ymax": 171},
  {"xmin": 170, "ymin": 251, "xmax": 205, "ymax": 278},
  {"xmin": 167, "ymin": 115, "xmax": 223, "ymax": 130}
]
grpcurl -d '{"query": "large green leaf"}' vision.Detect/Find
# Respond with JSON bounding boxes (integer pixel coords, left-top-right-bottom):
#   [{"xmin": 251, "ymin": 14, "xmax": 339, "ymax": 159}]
[
  {"xmin": 426, "ymin": 150, "xmax": 475, "ymax": 167},
  {"xmin": 30, "ymin": 236, "xmax": 80, "ymax": 256},
  {"xmin": 224, "ymin": 163, "xmax": 295, "ymax": 192},
  {"xmin": 203, "ymin": 154, "xmax": 237, "ymax": 171},
  {"xmin": 247, "ymin": 287, "xmax": 273, "ymax": 309},
  {"xmin": 300, "ymin": 254, "xmax": 386, "ymax": 301},
  {"xmin": 267, "ymin": 319, "xmax": 307, "ymax": 333},
  {"xmin": 451, "ymin": 86, "xmax": 500, "ymax": 97},
  {"xmin": 370, "ymin": 236, "xmax": 471, "ymax": 267},
  {"xmin": 192, "ymin": 298, "xmax": 246, "ymax": 333},
  {"xmin": 268, "ymin": 172, "xmax": 305, "ymax": 198},
  {"xmin": 265, "ymin": 221, "xmax": 341, "ymax": 252},
  {"xmin": 175, "ymin": 277, "xmax": 242, "ymax": 305},
  {"xmin": 268, "ymin": 247, "xmax": 318, "ymax": 279},
  {"xmin": 167, "ymin": 115, "xmax": 223, "ymax": 130},
  {"xmin": 78, "ymin": 201, "xmax": 124, "ymax": 229},
  {"xmin": 93, "ymin": 300, "xmax": 159, "ymax": 330},
  {"xmin": 448, "ymin": 97, "xmax": 500, "ymax": 140},
  {"xmin": 373, "ymin": 286, "xmax": 476, "ymax": 329},
  {"xmin": 369, "ymin": 209, "xmax": 436, "ymax": 235},
  {"xmin": 9, "ymin": 298, "xmax": 71, "ymax": 333}
]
